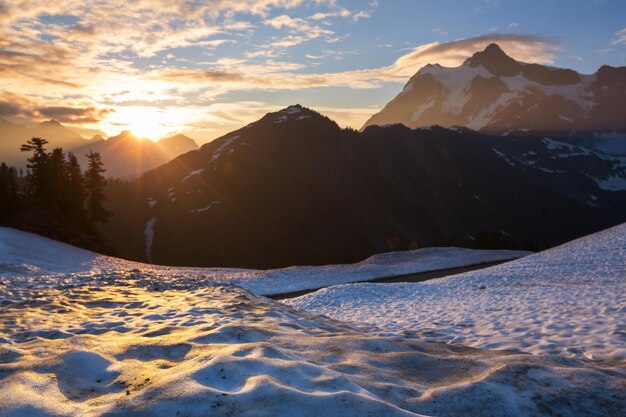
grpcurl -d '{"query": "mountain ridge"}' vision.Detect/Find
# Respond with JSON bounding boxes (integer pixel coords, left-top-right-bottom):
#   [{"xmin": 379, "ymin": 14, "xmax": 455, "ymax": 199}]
[
  {"xmin": 0, "ymin": 117, "xmax": 198, "ymax": 178},
  {"xmin": 99, "ymin": 105, "xmax": 626, "ymax": 268},
  {"xmin": 0, "ymin": 118, "xmax": 88, "ymax": 167},
  {"xmin": 363, "ymin": 43, "xmax": 626, "ymax": 135},
  {"xmin": 71, "ymin": 131, "xmax": 199, "ymax": 178}
]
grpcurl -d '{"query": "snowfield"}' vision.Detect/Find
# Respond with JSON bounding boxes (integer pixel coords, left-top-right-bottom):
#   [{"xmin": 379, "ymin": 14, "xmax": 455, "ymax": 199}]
[
  {"xmin": 0, "ymin": 227, "xmax": 625, "ymax": 416},
  {"xmin": 0, "ymin": 227, "xmax": 527, "ymax": 296},
  {"xmin": 287, "ymin": 223, "xmax": 626, "ymax": 362}
]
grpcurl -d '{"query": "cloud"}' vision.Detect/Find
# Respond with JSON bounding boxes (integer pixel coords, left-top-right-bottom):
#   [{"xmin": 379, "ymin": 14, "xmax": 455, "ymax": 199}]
[
  {"xmin": 386, "ymin": 34, "xmax": 558, "ymax": 78},
  {"xmin": 309, "ymin": 9, "xmax": 351, "ymax": 20},
  {"xmin": 263, "ymin": 13, "xmax": 335, "ymax": 47},
  {"xmin": 158, "ymin": 69, "xmax": 245, "ymax": 83},
  {"xmin": 432, "ymin": 27, "xmax": 449, "ymax": 36},
  {"xmin": 308, "ymin": 5, "xmax": 371, "ymax": 22},
  {"xmin": 352, "ymin": 10, "xmax": 371, "ymax": 21},
  {"xmin": 36, "ymin": 106, "xmax": 112, "ymax": 124},
  {"xmin": 0, "ymin": 101, "xmax": 21, "ymax": 116},
  {"xmin": 611, "ymin": 28, "xmax": 626, "ymax": 46},
  {"xmin": 0, "ymin": 92, "xmax": 38, "ymax": 118},
  {"xmin": 152, "ymin": 33, "xmax": 559, "ymax": 94}
]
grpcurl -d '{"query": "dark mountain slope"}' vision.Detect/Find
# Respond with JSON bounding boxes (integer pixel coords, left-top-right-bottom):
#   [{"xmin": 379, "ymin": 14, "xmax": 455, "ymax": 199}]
[{"xmin": 101, "ymin": 106, "xmax": 625, "ymax": 268}]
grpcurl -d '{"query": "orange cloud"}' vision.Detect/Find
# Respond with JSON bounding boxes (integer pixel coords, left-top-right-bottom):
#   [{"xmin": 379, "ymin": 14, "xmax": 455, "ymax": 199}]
[{"xmin": 36, "ymin": 106, "xmax": 113, "ymax": 124}]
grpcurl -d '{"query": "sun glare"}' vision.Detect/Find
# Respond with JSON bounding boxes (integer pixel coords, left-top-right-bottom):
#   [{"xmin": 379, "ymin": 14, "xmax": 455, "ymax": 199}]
[{"xmin": 104, "ymin": 106, "xmax": 174, "ymax": 140}]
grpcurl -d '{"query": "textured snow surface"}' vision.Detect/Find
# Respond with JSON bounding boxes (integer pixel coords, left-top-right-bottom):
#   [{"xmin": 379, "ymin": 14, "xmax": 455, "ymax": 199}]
[
  {"xmin": 1, "ymin": 229, "xmax": 625, "ymax": 416},
  {"xmin": 287, "ymin": 223, "xmax": 626, "ymax": 362}
]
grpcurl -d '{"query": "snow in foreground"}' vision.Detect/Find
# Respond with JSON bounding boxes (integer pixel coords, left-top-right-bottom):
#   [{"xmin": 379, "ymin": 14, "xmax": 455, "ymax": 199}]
[
  {"xmin": 1, "ymin": 270, "xmax": 625, "ymax": 415},
  {"xmin": 287, "ymin": 223, "xmax": 626, "ymax": 362},
  {"xmin": 0, "ymin": 227, "xmax": 527, "ymax": 296}
]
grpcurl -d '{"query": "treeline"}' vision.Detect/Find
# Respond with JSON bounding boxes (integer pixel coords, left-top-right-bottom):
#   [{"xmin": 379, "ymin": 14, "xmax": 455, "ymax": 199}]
[
  {"xmin": 0, "ymin": 137, "xmax": 114, "ymax": 253},
  {"xmin": 473, "ymin": 229, "xmax": 542, "ymax": 252}
]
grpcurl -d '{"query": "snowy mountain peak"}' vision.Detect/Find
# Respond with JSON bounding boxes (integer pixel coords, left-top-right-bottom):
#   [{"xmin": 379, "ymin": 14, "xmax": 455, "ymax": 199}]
[
  {"xmin": 281, "ymin": 104, "xmax": 303, "ymax": 113},
  {"xmin": 269, "ymin": 104, "xmax": 307, "ymax": 121},
  {"xmin": 463, "ymin": 43, "xmax": 520, "ymax": 76},
  {"xmin": 363, "ymin": 45, "xmax": 626, "ymax": 135},
  {"xmin": 263, "ymin": 104, "xmax": 338, "ymax": 128}
]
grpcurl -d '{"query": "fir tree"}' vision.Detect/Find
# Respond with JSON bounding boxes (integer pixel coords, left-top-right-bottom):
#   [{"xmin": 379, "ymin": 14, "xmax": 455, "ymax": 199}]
[
  {"xmin": 84, "ymin": 151, "xmax": 111, "ymax": 223},
  {"xmin": 65, "ymin": 152, "xmax": 85, "ymax": 220},
  {"xmin": 0, "ymin": 163, "xmax": 18, "ymax": 221},
  {"xmin": 20, "ymin": 137, "xmax": 49, "ymax": 199},
  {"xmin": 47, "ymin": 148, "xmax": 68, "ymax": 207}
]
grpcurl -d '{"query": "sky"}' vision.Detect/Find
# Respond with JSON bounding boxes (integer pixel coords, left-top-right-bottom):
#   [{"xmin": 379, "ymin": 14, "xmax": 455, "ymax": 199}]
[{"xmin": 0, "ymin": 0, "xmax": 625, "ymax": 143}]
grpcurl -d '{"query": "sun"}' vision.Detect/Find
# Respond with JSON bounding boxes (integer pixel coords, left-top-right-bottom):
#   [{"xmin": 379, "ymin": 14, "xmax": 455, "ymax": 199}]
[{"xmin": 104, "ymin": 106, "xmax": 174, "ymax": 140}]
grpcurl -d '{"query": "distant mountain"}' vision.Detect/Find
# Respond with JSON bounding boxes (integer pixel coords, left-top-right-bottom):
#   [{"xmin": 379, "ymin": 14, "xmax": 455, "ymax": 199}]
[
  {"xmin": 0, "ymin": 118, "xmax": 30, "ymax": 166},
  {"xmin": 0, "ymin": 118, "xmax": 88, "ymax": 167},
  {"xmin": 363, "ymin": 43, "xmax": 626, "ymax": 136},
  {"xmin": 71, "ymin": 131, "xmax": 198, "ymax": 178},
  {"xmin": 31, "ymin": 120, "xmax": 86, "ymax": 149},
  {"xmin": 100, "ymin": 105, "xmax": 626, "ymax": 268},
  {"xmin": 157, "ymin": 134, "xmax": 198, "ymax": 156}
]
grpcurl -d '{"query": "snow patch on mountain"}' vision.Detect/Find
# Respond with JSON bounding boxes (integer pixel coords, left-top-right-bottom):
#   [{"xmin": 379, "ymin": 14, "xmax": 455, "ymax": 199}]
[
  {"xmin": 282, "ymin": 105, "xmax": 302, "ymax": 114},
  {"xmin": 208, "ymin": 135, "xmax": 239, "ymax": 165},
  {"xmin": 181, "ymin": 169, "xmax": 205, "ymax": 183},
  {"xmin": 419, "ymin": 64, "xmax": 491, "ymax": 115},
  {"xmin": 189, "ymin": 201, "xmax": 221, "ymax": 213},
  {"xmin": 595, "ymin": 173, "xmax": 626, "ymax": 191}
]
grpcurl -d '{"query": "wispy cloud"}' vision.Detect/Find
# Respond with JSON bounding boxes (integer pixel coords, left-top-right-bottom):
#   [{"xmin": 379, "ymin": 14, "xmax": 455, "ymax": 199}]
[
  {"xmin": 146, "ymin": 33, "xmax": 560, "ymax": 111},
  {"xmin": 385, "ymin": 34, "xmax": 559, "ymax": 77},
  {"xmin": 611, "ymin": 28, "xmax": 626, "ymax": 45}
]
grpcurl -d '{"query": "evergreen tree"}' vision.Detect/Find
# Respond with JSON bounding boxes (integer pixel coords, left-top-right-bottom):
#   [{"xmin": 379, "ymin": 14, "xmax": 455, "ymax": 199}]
[
  {"xmin": 47, "ymin": 148, "xmax": 68, "ymax": 207},
  {"xmin": 0, "ymin": 163, "xmax": 18, "ymax": 221},
  {"xmin": 20, "ymin": 137, "xmax": 49, "ymax": 199},
  {"xmin": 7, "ymin": 166, "xmax": 18, "ymax": 203},
  {"xmin": 84, "ymin": 151, "xmax": 111, "ymax": 223},
  {"xmin": 66, "ymin": 152, "xmax": 85, "ymax": 220}
]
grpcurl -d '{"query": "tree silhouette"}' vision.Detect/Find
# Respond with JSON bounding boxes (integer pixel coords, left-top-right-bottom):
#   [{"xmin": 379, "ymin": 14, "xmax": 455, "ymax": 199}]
[
  {"xmin": 0, "ymin": 163, "xmax": 18, "ymax": 220},
  {"xmin": 20, "ymin": 137, "xmax": 49, "ymax": 200},
  {"xmin": 84, "ymin": 151, "xmax": 111, "ymax": 223},
  {"xmin": 47, "ymin": 148, "xmax": 68, "ymax": 207},
  {"xmin": 66, "ymin": 152, "xmax": 85, "ymax": 220},
  {"xmin": 1, "ymin": 139, "xmax": 114, "ymax": 253}
]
